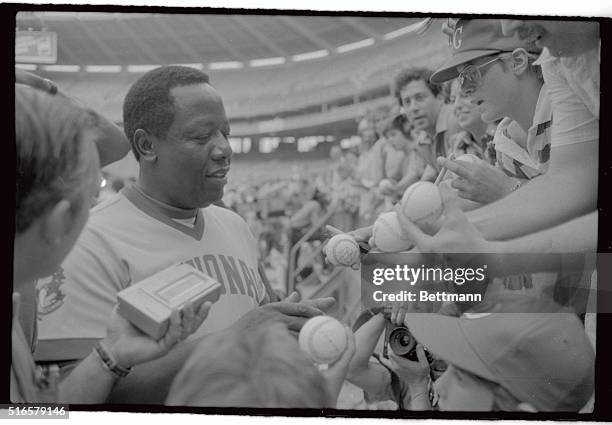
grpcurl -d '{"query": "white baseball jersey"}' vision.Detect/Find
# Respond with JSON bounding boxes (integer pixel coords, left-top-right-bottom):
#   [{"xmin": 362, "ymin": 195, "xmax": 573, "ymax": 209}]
[{"xmin": 35, "ymin": 185, "xmax": 268, "ymax": 361}]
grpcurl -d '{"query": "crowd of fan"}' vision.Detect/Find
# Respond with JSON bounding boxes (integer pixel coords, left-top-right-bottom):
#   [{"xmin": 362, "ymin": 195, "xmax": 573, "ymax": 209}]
[{"xmin": 13, "ymin": 18, "xmax": 599, "ymax": 413}]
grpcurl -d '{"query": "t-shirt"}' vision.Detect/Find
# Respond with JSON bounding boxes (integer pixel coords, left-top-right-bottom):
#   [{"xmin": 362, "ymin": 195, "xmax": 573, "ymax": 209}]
[
  {"xmin": 535, "ymin": 46, "xmax": 599, "ymax": 147},
  {"xmin": 35, "ymin": 185, "xmax": 268, "ymax": 362},
  {"xmin": 493, "ymin": 84, "xmax": 552, "ymax": 180}
]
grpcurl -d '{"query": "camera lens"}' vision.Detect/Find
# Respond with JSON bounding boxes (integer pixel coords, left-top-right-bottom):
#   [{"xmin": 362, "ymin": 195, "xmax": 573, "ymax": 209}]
[
  {"xmin": 388, "ymin": 326, "xmax": 435, "ymax": 363},
  {"xmin": 388, "ymin": 327, "xmax": 416, "ymax": 356}
]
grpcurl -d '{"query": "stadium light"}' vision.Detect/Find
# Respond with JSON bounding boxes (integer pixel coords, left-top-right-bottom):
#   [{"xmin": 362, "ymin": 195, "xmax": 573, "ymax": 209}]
[
  {"xmin": 127, "ymin": 64, "xmax": 161, "ymax": 73},
  {"xmin": 249, "ymin": 57, "xmax": 286, "ymax": 67},
  {"xmin": 171, "ymin": 63, "xmax": 204, "ymax": 70},
  {"xmin": 15, "ymin": 64, "xmax": 37, "ymax": 71},
  {"xmin": 41, "ymin": 65, "xmax": 80, "ymax": 72},
  {"xmin": 209, "ymin": 61, "xmax": 244, "ymax": 70},
  {"xmin": 292, "ymin": 49, "xmax": 329, "ymax": 62},
  {"xmin": 85, "ymin": 65, "xmax": 122, "ymax": 73},
  {"xmin": 336, "ymin": 38, "xmax": 375, "ymax": 53}
]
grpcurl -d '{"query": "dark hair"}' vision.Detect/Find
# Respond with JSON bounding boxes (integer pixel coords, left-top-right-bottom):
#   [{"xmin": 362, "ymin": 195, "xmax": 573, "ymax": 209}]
[
  {"xmin": 122, "ymin": 66, "xmax": 210, "ymax": 161},
  {"xmin": 393, "ymin": 67, "xmax": 441, "ymax": 106},
  {"xmin": 382, "ymin": 113, "xmax": 411, "ymax": 138},
  {"xmin": 16, "ymin": 85, "xmax": 96, "ymax": 234}
]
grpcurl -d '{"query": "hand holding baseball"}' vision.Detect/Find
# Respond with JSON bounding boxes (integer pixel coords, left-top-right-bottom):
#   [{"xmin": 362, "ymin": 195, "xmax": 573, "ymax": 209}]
[
  {"xmin": 319, "ymin": 325, "xmax": 356, "ymax": 405},
  {"xmin": 395, "ymin": 184, "xmax": 490, "ymax": 256}
]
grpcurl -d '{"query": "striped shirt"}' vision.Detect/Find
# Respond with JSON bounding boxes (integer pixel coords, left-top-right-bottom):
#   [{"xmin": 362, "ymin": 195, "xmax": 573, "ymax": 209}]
[{"xmin": 493, "ymin": 84, "xmax": 552, "ymax": 180}]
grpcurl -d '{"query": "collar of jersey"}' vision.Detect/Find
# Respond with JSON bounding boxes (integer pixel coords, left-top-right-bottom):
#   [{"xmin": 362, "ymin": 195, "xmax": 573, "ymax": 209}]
[{"xmin": 123, "ymin": 184, "xmax": 204, "ymax": 240}]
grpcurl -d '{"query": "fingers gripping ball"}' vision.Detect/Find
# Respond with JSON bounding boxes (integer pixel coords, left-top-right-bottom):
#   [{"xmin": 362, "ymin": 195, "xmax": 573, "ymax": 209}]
[
  {"xmin": 299, "ymin": 316, "xmax": 348, "ymax": 364},
  {"xmin": 324, "ymin": 234, "xmax": 360, "ymax": 267},
  {"xmin": 447, "ymin": 153, "xmax": 481, "ymax": 180},
  {"xmin": 399, "ymin": 182, "xmax": 443, "ymax": 228},
  {"xmin": 455, "ymin": 153, "xmax": 481, "ymax": 163},
  {"xmin": 372, "ymin": 212, "xmax": 414, "ymax": 252}
]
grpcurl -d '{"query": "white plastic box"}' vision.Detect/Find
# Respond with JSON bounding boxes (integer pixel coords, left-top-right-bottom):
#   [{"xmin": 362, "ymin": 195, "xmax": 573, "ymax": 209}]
[{"xmin": 117, "ymin": 264, "xmax": 222, "ymax": 339}]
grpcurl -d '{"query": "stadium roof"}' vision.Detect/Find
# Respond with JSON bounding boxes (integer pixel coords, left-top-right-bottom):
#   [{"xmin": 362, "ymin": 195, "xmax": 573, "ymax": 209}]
[{"xmin": 16, "ymin": 12, "xmax": 434, "ymax": 70}]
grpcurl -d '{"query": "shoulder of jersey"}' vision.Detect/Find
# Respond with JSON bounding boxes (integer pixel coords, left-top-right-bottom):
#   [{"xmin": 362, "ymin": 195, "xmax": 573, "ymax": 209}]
[
  {"xmin": 204, "ymin": 204, "xmax": 248, "ymax": 224},
  {"xmin": 87, "ymin": 192, "xmax": 131, "ymax": 230}
]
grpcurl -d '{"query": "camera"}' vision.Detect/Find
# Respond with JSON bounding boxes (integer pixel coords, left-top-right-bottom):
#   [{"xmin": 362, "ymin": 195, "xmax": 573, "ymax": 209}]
[{"xmin": 383, "ymin": 324, "xmax": 434, "ymax": 363}]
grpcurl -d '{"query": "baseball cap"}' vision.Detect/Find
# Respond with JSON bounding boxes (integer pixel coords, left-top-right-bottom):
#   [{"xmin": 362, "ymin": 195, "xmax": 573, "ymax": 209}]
[
  {"xmin": 404, "ymin": 293, "xmax": 594, "ymax": 411},
  {"xmin": 430, "ymin": 19, "xmax": 541, "ymax": 84}
]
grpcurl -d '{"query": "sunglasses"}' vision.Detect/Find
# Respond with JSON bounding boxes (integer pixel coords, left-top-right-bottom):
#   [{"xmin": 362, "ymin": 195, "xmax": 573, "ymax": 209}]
[{"xmin": 458, "ymin": 53, "xmax": 511, "ymax": 94}]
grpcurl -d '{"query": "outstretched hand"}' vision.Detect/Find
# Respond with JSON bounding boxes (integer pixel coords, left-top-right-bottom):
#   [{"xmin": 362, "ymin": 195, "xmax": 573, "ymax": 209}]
[
  {"xmin": 15, "ymin": 69, "xmax": 58, "ymax": 94},
  {"xmin": 232, "ymin": 292, "xmax": 335, "ymax": 334},
  {"xmin": 394, "ymin": 184, "xmax": 489, "ymax": 255},
  {"xmin": 320, "ymin": 325, "xmax": 356, "ymax": 405},
  {"xmin": 437, "ymin": 156, "xmax": 516, "ymax": 204}
]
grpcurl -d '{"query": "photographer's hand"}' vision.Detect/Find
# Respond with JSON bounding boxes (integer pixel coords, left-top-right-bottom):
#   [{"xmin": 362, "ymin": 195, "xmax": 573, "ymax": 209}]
[{"xmin": 379, "ymin": 345, "xmax": 432, "ymax": 410}]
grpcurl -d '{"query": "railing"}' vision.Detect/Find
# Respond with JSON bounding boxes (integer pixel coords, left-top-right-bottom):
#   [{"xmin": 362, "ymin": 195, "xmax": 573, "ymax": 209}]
[
  {"xmin": 286, "ymin": 205, "xmax": 337, "ymax": 295},
  {"xmin": 286, "ymin": 205, "xmax": 364, "ymax": 325}
]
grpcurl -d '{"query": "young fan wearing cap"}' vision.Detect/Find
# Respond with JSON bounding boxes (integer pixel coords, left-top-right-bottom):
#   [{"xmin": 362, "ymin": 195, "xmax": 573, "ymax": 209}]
[
  {"xmin": 430, "ymin": 19, "xmax": 549, "ymax": 205},
  {"xmin": 393, "ymin": 293, "xmax": 595, "ymax": 412},
  {"xmin": 436, "ymin": 20, "xmax": 598, "ymax": 243},
  {"xmin": 429, "ymin": 19, "xmax": 595, "ymax": 325}
]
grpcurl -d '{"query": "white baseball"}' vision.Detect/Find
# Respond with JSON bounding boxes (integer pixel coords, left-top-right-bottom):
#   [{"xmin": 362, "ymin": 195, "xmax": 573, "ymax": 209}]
[
  {"xmin": 324, "ymin": 234, "xmax": 360, "ymax": 267},
  {"xmin": 447, "ymin": 153, "xmax": 482, "ymax": 180},
  {"xmin": 399, "ymin": 181, "xmax": 443, "ymax": 228},
  {"xmin": 299, "ymin": 316, "xmax": 348, "ymax": 364},
  {"xmin": 372, "ymin": 211, "xmax": 413, "ymax": 252}
]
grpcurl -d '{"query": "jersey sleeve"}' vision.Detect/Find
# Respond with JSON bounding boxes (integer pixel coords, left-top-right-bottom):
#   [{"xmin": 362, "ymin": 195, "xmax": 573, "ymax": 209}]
[{"xmin": 34, "ymin": 226, "xmax": 129, "ymax": 362}]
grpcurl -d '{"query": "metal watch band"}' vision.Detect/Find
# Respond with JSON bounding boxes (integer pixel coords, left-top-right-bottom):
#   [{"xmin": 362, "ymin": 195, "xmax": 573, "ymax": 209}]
[{"xmin": 94, "ymin": 342, "xmax": 132, "ymax": 378}]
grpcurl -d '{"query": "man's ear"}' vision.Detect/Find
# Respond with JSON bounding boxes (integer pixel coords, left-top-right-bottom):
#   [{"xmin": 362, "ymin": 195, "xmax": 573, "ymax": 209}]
[
  {"xmin": 509, "ymin": 49, "xmax": 530, "ymax": 76},
  {"xmin": 133, "ymin": 128, "xmax": 157, "ymax": 162},
  {"xmin": 40, "ymin": 200, "xmax": 73, "ymax": 246}
]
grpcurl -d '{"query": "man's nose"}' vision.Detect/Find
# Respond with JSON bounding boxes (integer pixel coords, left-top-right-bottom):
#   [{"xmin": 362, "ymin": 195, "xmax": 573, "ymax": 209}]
[{"xmin": 210, "ymin": 135, "xmax": 233, "ymax": 161}]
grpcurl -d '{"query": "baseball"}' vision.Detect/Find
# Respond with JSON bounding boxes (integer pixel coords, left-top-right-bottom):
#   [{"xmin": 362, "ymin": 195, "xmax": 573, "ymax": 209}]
[
  {"xmin": 447, "ymin": 153, "xmax": 482, "ymax": 180},
  {"xmin": 299, "ymin": 316, "xmax": 348, "ymax": 364},
  {"xmin": 399, "ymin": 181, "xmax": 443, "ymax": 228},
  {"xmin": 372, "ymin": 211, "xmax": 414, "ymax": 252},
  {"xmin": 324, "ymin": 234, "xmax": 360, "ymax": 267}
]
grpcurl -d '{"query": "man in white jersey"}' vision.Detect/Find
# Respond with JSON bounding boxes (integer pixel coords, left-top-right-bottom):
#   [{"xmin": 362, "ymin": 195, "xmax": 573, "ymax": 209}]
[{"xmin": 35, "ymin": 66, "xmax": 331, "ymax": 404}]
